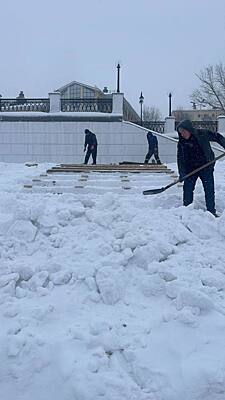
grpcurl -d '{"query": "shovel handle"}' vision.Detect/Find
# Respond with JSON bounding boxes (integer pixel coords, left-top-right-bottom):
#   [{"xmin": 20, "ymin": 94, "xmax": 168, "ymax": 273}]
[
  {"xmin": 179, "ymin": 151, "xmax": 225, "ymax": 182},
  {"xmin": 143, "ymin": 151, "xmax": 225, "ymax": 196}
]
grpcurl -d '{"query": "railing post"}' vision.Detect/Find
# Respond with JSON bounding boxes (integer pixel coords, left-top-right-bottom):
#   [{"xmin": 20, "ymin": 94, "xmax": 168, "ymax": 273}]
[
  {"xmin": 112, "ymin": 92, "xmax": 124, "ymax": 114},
  {"xmin": 217, "ymin": 115, "xmax": 225, "ymax": 135},
  {"xmin": 49, "ymin": 92, "xmax": 61, "ymax": 113},
  {"xmin": 164, "ymin": 116, "xmax": 176, "ymax": 134}
]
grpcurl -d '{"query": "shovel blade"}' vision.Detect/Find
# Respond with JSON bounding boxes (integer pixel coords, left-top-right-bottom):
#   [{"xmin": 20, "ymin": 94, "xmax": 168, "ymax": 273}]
[{"xmin": 143, "ymin": 187, "xmax": 166, "ymax": 195}]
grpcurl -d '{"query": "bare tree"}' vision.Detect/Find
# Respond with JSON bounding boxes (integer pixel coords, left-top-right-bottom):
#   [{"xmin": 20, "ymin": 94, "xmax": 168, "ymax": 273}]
[
  {"xmin": 143, "ymin": 106, "xmax": 162, "ymax": 121},
  {"xmin": 191, "ymin": 63, "xmax": 225, "ymax": 111}
]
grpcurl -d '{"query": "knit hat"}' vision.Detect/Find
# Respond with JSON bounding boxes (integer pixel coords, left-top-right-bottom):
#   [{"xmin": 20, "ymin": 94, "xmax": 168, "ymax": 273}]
[{"xmin": 176, "ymin": 119, "xmax": 194, "ymax": 134}]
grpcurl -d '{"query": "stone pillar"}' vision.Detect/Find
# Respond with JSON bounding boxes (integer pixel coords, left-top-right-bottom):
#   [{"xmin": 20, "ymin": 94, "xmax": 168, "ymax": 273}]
[
  {"xmin": 217, "ymin": 115, "xmax": 225, "ymax": 135},
  {"xmin": 164, "ymin": 116, "xmax": 175, "ymax": 134},
  {"xmin": 49, "ymin": 92, "xmax": 61, "ymax": 113},
  {"xmin": 112, "ymin": 92, "xmax": 124, "ymax": 114}
]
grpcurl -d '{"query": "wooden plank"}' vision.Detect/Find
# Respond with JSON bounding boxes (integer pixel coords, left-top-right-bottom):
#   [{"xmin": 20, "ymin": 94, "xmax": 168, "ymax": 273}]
[
  {"xmin": 47, "ymin": 168, "xmax": 173, "ymax": 174},
  {"xmin": 48, "ymin": 166, "xmax": 168, "ymax": 171},
  {"xmin": 57, "ymin": 164, "xmax": 167, "ymax": 169}
]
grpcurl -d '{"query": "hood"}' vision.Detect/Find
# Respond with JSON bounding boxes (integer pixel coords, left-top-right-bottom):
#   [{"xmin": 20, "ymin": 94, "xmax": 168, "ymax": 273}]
[{"xmin": 176, "ymin": 119, "xmax": 195, "ymax": 134}]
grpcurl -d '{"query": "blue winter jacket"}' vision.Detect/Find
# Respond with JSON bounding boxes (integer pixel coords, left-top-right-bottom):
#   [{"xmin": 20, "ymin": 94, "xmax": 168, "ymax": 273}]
[{"xmin": 147, "ymin": 132, "xmax": 158, "ymax": 148}]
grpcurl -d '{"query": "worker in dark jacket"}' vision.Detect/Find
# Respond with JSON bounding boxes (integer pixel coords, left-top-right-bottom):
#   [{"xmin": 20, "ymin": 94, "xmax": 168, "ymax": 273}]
[
  {"xmin": 177, "ymin": 119, "xmax": 225, "ymax": 216},
  {"xmin": 144, "ymin": 131, "xmax": 161, "ymax": 164},
  {"xmin": 84, "ymin": 129, "xmax": 98, "ymax": 164}
]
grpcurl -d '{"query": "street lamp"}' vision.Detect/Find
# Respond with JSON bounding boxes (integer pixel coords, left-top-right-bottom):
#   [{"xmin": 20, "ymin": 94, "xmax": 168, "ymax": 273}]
[
  {"xmin": 168, "ymin": 92, "xmax": 172, "ymax": 116},
  {"xmin": 117, "ymin": 63, "xmax": 121, "ymax": 93},
  {"xmin": 139, "ymin": 92, "xmax": 144, "ymax": 126}
]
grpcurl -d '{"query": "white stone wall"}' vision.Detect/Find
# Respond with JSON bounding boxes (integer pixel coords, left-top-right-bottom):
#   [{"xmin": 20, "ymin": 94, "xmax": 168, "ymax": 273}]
[
  {"xmin": 0, "ymin": 116, "xmax": 178, "ymax": 163},
  {"xmin": 217, "ymin": 116, "xmax": 225, "ymax": 135}
]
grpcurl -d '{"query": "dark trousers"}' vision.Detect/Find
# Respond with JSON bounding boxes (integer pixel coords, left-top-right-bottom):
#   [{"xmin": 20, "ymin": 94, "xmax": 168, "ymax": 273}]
[
  {"xmin": 84, "ymin": 146, "xmax": 97, "ymax": 164},
  {"xmin": 145, "ymin": 146, "xmax": 161, "ymax": 164},
  {"xmin": 183, "ymin": 167, "xmax": 215, "ymax": 214}
]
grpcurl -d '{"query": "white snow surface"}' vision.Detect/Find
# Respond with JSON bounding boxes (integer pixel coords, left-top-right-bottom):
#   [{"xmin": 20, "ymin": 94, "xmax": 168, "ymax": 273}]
[{"xmin": 1, "ymin": 161, "xmax": 225, "ymax": 400}]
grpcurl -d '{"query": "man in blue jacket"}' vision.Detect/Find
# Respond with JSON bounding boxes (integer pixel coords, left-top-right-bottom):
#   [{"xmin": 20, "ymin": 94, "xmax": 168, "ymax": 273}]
[
  {"xmin": 177, "ymin": 119, "xmax": 225, "ymax": 216},
  {"xmin": 144, "ymin": 131, "xmax": 161, "ymax": 164},
  {"xmin": 84, "ymin": 129, "xmax": 98, "ymax": 164}
]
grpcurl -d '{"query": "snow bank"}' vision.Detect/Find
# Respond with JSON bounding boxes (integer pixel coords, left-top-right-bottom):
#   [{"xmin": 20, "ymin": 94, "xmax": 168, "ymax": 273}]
[{"xmin": 0, "ymin": 162, "xmax": 225, "ymax": 400}]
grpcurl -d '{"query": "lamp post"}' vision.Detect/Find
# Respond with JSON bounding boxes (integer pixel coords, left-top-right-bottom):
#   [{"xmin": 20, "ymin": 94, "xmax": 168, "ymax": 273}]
[
  {"xmin": 168, "ymin": 92, "xmax": 172, "ymax": 116},
  {"xmin": 117, "ymin": 63, "xmax": 121, "ymax": 93},
  {"xmin": 139, "ymin": 92, "xmax": 144, "ymax": 126}
]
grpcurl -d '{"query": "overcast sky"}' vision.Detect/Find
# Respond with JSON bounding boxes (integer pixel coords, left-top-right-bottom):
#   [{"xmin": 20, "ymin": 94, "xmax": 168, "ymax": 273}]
[{"xmin": 1, "ymin": 0, "xmax": 225, "ymax": 117}]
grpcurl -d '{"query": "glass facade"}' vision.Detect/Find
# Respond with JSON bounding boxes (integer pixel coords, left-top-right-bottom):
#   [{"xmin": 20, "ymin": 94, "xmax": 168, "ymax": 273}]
[
  {"xmin": 60, "ymin": 83, "xmax": 100, "ymax": 99},
  {"xmin": 61, "ymin": 84, "xmax": 81, "ymax": 99},
  {"xmin": 83, "ymin": 88, "xmax": 95, "ymax": 98}
]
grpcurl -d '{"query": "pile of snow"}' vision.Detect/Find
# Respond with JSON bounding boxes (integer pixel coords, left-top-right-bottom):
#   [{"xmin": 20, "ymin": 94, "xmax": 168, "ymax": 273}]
[{"xmin": 0, "ymin": 161, "xmax": 225, "ymax": 400}]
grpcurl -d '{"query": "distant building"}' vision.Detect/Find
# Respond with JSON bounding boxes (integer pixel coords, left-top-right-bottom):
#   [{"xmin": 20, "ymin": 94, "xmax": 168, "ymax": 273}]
[
  {"xmin": 56, "ymin": 80, "xmax": 140, "ymax": 122},
  {"xmin": 56, "ymin": 81, "xmax": 103, "ymax": 99},
  {"xmin": 172, "ymin": 108, "xmax": 223, "ymax": 122}
]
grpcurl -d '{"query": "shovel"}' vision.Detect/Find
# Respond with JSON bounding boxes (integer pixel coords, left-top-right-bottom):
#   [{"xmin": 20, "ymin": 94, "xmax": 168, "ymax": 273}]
[{"xmin": 143, "ymin": 151, "xmax": 225, "ymax": 195}]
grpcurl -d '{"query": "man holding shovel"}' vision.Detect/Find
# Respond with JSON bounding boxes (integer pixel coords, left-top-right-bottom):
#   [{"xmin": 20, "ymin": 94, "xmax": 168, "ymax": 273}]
[{"xmin": 177, "ymin": 119, "xmax": 225, "ymax": 216}]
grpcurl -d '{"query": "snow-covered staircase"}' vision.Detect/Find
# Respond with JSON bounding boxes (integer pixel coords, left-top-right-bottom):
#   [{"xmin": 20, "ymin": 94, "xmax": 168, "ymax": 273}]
[{"xmin": 23, "ymin": 163, "xmax": 178, "ymax": 195}]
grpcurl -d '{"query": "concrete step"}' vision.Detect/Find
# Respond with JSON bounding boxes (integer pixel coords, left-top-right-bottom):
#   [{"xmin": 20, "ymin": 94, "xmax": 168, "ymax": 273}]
[{"xmin": 23, "ymin": 163, "xmax": 177, "ymax": 195}]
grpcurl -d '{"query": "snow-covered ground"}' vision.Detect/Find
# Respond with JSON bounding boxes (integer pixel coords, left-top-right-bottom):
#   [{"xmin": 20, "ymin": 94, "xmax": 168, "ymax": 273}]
[{"xmin": 0, "ymin": 161, "xmax": 225, "ymax": 400}]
